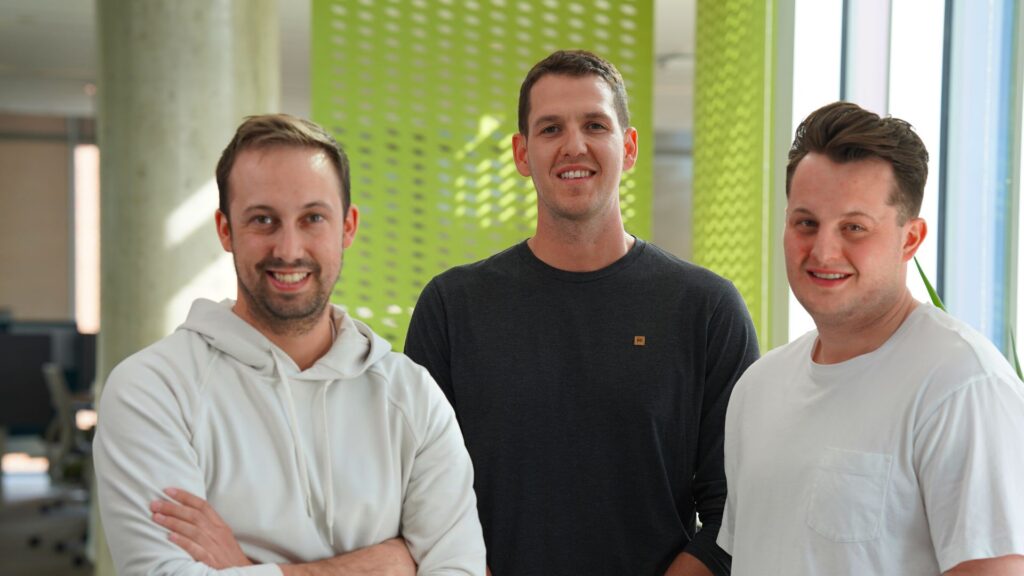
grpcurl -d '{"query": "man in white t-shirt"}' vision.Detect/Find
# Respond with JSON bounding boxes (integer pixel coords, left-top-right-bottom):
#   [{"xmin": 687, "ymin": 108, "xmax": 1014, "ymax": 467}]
[{"xmin": 718, "ymin": 101, "xmax": 1024, "ymax": 575}]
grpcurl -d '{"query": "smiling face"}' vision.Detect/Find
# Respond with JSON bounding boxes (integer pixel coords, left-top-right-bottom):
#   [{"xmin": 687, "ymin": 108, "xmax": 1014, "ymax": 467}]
[
  {"xmin": 512, "ymin": 73, "xmax": 637, "ymax": 229},
  {"xmin": 784, "ymin": 152, "xmax": 925, "ymax": 331},
  {"xmin": 216, "ymin": 145, "xmax": 358, "ymax": 336}
]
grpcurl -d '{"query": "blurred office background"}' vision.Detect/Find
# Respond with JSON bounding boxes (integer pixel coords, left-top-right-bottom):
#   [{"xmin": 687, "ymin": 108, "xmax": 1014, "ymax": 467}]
[{"xmin": 0, "ymin": 0, "xmax": 1021, "ymax": 575}]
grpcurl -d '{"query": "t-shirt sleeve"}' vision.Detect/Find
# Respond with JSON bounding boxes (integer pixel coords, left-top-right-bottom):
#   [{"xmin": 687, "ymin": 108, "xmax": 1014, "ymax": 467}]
[
  {"xmin": 686, "ymin": 282, "xmax": 760, "ymax": 575},
  {"xmin": 717, "ymin": 496, "xmax": 735, "ymax": 556},
  {"xmin": 405, "ymin": 279, "xmax": 456, "ymax": 407},
  {"xmin": 716, "ymin": 382, "xmax": 742, "ymax": 556},
  {"xmin": 914, "ymin": 374, "xmax": 1024, "ymax": 572}
]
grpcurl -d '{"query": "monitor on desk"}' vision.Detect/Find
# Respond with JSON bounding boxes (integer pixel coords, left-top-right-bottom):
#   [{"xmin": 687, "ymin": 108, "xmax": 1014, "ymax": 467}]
[
  {"xmin": 75, "ymin": 333, "xmax": 96, "ymax": 393},
  {"xmin": 0, "ymin": 333, "xmax": 53, "ymax": 433}
]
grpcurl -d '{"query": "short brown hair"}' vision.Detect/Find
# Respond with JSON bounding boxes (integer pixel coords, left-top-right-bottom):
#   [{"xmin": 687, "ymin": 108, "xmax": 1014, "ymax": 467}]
[
  {"xmin": 517, "ymin": 50, "xmax": 630, "ymax": 137},
  {"xmin": 216, "ymin": 114, "xmax": 351, "ymax": 216},
  {"xmin": 787, "ymin": 101, "xmax": 928, "ymax": 223}
]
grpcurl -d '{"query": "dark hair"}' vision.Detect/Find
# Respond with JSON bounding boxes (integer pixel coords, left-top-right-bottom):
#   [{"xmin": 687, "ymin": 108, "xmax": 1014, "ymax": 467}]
[
  {"xmin": 215, "ymin": 114, "xmax": 350, "ymax": 216},
  {"xmin": 787, "ymin": 101, "xmax": 928, "ymax": 223},
  {"xmin": 517, "ymin": 49, "xmax": 630, "ymax": 137}
]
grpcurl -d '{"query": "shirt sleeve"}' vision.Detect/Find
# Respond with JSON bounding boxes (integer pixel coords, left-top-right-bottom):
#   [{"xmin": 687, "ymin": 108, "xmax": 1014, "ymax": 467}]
[
  {"xmin": 717, "ymin": 389, "xmax": 740, "ymax": 556},
  {"xmin": 914, "ymin": 374, "xmax": 1024, "ymax": 572},
  {"xmin": 686, "ymin": 283, "xmax": 759, "ymax": 575},
  {"xmin": 404, "ymin": 279, "xmax": 456, "ymax": 407},
  {"xmin": 398, "ymin": 365, "xmax": 486, "ymax": 575},
  {"xmin": 93, "ymin": 362, "xmax": 282, "ymax": 576}
]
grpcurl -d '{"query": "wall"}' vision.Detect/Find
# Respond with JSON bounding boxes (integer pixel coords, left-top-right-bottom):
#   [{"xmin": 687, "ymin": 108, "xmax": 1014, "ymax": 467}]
[
  {"xmin": 312, "ymin": 0, "xmax": 655, "ymax": 347},
  {"xmin": 0, "ymin": 114, "xmax": 85, "ymax": 321}
]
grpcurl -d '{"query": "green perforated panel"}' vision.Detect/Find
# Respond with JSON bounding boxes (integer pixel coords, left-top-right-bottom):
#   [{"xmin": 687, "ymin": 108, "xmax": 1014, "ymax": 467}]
[
  {"xmin": 694, "ymin": 0, "xmax": 776, "ymax": 349},
  {"xmin": 312, "ymin": 0, "xmax": 654, "ymax": 346}
]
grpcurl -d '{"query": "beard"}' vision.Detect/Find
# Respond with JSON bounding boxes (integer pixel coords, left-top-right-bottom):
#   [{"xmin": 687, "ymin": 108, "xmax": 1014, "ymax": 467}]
[{"xmin": 235, "ymin": 255, "xmax": 342, "ymax": 336}]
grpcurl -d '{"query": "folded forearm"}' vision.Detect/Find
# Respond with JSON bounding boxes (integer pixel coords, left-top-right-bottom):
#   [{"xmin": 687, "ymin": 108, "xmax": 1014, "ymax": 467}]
[{"xmin": 280, "ymin": 539, "xmax": 415, "ymax": 576}]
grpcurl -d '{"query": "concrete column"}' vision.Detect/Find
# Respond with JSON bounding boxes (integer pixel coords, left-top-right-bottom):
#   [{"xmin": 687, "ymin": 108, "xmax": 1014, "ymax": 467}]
[{"xmin": 93, "ymin": 2, "xmax": 278, "ymax": 574}]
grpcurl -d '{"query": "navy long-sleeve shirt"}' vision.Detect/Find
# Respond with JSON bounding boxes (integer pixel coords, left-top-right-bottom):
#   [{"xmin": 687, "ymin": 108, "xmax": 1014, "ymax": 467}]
[{"xmin": 405, "ymin": 238, "xmax": 759, "ymax": 576}]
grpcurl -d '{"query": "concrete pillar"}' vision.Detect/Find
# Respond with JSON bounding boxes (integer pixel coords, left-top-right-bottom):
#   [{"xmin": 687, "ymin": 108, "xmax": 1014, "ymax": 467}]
[{"xmin": 93, "ymin": 2, "xmax": 278, "ymax": 574}]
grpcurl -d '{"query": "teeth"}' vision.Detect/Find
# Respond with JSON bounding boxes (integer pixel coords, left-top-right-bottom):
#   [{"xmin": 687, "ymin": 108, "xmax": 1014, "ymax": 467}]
[
  {"xmin": 812, "ymin": 272, "xmax": 847, "ymax": 280},
  {"xmin": 273, "ymin": 272, "xmax": 309, "ymax": 284},
  {"xmin": 559, "ymin": 170, "xmax": 592, "ymax": 179}
]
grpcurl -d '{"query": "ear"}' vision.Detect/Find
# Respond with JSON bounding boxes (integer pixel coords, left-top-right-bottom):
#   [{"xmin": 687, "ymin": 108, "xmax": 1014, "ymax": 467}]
[
  {"xmin": 512, "ymin": 132, "xmax": 531, "ymax": 177},
  {"xmin": 622, "ymin": 127, "xmax": 638, "ymax": 171},
  {"xmin": 901, "ymin": 217, "xmax": 927, "ymax": 261},
  {"xmin": 342, "ymin": 204, "xmax": 360, "ymax": 249},
  {"xmin": 215, "ymin": 209, "xmax": 233, "ymax": 252}
]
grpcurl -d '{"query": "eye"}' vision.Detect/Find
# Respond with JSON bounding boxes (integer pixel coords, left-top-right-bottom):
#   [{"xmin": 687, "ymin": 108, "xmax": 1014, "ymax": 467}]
[
  {"xmin": 251, "ymin": 215, "xmax": 273, "ymax": 226},
  {"xmin": 307, "ymin": 213, "xmax": 326, "ymax": 224},
  {"xmin": 587, "ymin": 122, "xmax": 608, "ymax": 131},
  {"xmin": 845, "ymin": 223, "xmax": 867, "ymax": 233},
  {"xmin": 792, "ymin": 218, "xmax": 817, "ymax": 230},
  {"xmin": 540, "ymin": 124, "xmax": 560, "ymax": 135}
]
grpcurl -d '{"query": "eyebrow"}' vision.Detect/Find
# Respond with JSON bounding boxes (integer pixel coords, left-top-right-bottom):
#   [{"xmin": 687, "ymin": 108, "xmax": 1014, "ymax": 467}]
[
  {"xmin": 240, "ymin": 201, "xmax": 333, "ymax": 215},
  {"xmin": 241, "ymin": 204, "xmax": 275, "ymax": 215},
  {"xmin": 531, "ymin": 111, "xmax": 613, "ymax": 130},
  {"xmin": 789, "ymin": 207, "xmax": 879, "ymax": 221}
]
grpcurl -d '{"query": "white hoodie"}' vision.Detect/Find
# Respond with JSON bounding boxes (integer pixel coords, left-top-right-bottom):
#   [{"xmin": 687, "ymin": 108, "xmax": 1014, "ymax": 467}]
[{"xmin": 94, "ymin": 299, "xmax": 485, "ymax": 576}]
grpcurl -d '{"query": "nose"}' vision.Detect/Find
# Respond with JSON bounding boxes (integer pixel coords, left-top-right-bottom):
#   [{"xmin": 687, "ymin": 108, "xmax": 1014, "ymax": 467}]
[
  {"xmin": 809, "ymin": 228, "xmax": 841, "ymax": 265},
  {"xmin": 561, "ymin": 125, "xmax": 587, "ymax": 157},
  {"xmin": 272, "ymin": 223, "xmax": 305, "ymax": 263}
]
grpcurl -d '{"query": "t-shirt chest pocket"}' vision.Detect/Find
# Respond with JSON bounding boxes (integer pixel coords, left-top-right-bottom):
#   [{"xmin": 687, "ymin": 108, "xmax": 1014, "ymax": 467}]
[{"xmin": 806, "ymin": 447, "xmax": 893, "ymax": 542}]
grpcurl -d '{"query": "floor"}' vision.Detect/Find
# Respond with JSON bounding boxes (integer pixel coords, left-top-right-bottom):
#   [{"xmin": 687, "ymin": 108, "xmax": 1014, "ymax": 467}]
[{"xmin": 1, "ymin": 442, "xmax": 93, "ymax": 576}]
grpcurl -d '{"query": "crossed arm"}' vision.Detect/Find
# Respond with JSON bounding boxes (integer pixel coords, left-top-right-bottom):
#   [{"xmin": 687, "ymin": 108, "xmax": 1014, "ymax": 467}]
[
  {"xmin": 151, "ymin": 488, "xmax": 416, "ymax": 576},
  {"xmin": 152, "ymin": 486, "xmax": 727, "ymax": 576}
]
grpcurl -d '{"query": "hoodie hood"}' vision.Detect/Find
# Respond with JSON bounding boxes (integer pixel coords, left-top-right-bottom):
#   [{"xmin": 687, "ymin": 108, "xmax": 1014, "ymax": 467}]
[
  {"xmin": 179, "ymin": 298, "xmax": 391, "ymax": 379},
  {"xmin": 178, "ymin": 298, "xmax": 392, "ymax": 546}
]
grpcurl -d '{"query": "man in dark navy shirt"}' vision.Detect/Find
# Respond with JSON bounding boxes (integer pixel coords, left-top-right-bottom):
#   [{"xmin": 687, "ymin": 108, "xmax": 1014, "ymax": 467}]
[{"xmin": 406, "ymin": 50, "xmax": 758, "ymax": 576}]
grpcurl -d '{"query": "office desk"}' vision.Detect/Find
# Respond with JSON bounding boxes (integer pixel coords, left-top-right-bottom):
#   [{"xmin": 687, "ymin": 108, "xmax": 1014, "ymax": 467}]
[{"xmin": 0, "ymin": 333, "xmax": 53, "ymax": 502}]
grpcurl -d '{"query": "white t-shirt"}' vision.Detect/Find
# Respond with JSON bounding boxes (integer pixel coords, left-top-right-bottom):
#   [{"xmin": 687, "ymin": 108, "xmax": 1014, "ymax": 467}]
[{"xmin": 719, "ymin": 304, "xmax": 1024, "ymax": 575}]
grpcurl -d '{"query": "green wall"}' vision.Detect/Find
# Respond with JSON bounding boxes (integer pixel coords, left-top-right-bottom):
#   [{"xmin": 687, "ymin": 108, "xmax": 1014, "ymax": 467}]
[
  {"xmin": 694, "ymin": 0, "xmax": 781, "ymax": 350},
  {"xmin": 312, "ymin": 0, "xmax": 654, "ymax": 346}
]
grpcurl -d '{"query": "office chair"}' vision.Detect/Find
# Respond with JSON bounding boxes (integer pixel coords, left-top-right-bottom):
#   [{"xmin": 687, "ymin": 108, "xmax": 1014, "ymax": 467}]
[{"xmin": 25, "ymin": 363, "xmax": 92, "ymax": 567}]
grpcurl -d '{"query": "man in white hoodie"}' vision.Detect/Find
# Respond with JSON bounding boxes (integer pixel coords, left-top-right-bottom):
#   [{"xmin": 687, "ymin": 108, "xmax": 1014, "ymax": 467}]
[{"xmin": 94, "ymin": 114, "xmax": 486, "ymax": 576}]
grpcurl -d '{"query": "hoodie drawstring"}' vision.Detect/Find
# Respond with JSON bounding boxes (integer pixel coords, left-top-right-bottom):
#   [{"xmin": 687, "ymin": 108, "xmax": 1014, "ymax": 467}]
[
  {"xmin": 273, "ymin": 350, "xmax": 314, "ymax": 520},
  {"xmin": 273, "ymin": 349, "xmax": 338, "ymax": 547},
  {"xmin": 321, "ymin": 384, "xmax": 335, "ymax": 546}
]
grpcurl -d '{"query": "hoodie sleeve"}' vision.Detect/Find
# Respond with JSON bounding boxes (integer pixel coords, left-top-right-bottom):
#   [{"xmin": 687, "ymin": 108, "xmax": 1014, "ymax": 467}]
[
  {"xmin": 393, "ymin": 363, "xmax": 486, "ymax": 575},
  {"xmin": 93, "ymin": 354, "xmax": 282, "ymax": 576}
]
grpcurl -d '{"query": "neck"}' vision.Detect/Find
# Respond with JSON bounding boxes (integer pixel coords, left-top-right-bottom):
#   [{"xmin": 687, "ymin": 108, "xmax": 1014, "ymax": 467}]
[
  {"xmin": 813, "ymin": 291, "xmax": 919, "ymax": 364},
  {"xmin": 234, "ymin": 304, "xmax": 337, "ymax": 371},
  {"xmin": 529, "ymin": 214, "xmax": 634, "ymax": 272}
]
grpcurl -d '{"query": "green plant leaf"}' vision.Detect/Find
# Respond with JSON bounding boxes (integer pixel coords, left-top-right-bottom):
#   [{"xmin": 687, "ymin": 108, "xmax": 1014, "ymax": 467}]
[{"xmin": 914, "ymin": 256, "xmax": 946, "ymax": 311}]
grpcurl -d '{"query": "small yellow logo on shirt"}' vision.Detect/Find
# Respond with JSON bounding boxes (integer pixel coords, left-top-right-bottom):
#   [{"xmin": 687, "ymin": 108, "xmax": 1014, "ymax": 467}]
[{"xmin": 634, "ymin": 336, "xmax": 646, "ymax": 346}]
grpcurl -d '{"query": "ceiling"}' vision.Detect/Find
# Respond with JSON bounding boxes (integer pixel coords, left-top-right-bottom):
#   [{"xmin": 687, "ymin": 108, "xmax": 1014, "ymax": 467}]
[{"xmin": 0, "ymin": 0, "xmax": 693, "ymax": 132}]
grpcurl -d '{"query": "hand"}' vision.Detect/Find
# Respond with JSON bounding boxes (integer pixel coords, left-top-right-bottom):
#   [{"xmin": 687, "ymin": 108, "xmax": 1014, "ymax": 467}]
[
  {"xmin": 151, "ymin": 487, "xmax": 253, "ymax": 569},
  {"xmin": 664, "ymin": 551, "xmax": 714, "ymax": 576}
]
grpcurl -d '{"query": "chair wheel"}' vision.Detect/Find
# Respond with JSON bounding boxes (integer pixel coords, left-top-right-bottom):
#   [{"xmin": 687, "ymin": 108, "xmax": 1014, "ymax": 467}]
[
  {"xmin": 28, "ymin": 535, "xmax": 41, "ymax": 547},
  {"xmin": 55, "ymin": 541, "xmax": 67, "ymax": 553}
]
